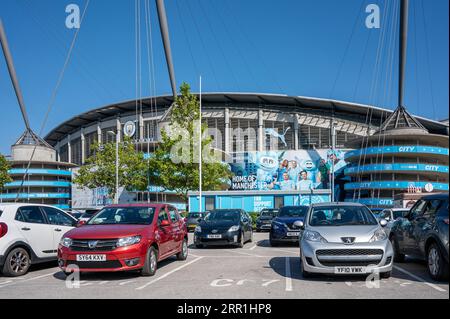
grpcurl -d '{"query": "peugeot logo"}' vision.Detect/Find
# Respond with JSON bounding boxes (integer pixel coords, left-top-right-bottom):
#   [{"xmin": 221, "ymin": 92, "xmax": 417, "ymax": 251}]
[
  {"xmin": 88, "ymin": 240, "xmax": 99, "ymax": 249},
  {"xmin": 341, "ymin": 237, "xmax": 355, "ymax": 244}
]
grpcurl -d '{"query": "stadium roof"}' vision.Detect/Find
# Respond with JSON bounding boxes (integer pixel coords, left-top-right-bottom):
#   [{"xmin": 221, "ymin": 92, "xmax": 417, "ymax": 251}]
[
  {"xmin": 44, "ymin": 93, "xmax": 449, "ymax": 145},
  {"xmin": 15, "ymin": 128, "xmax": 53, "ymax": 149}
]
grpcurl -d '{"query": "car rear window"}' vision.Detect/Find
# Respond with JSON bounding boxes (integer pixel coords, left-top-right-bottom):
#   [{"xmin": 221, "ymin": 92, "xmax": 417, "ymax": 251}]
[{"xmin": 278, "ymin": 206, "xmax": 308, "ymax": 217}]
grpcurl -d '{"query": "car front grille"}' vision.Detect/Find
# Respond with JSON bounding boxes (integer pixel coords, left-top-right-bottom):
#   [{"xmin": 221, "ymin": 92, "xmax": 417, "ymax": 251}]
[
  {"xmin": 319, "ymin": 261, "xmax": 381, "ymax": 267},
  {"xmin": 315, "ymin": 249, "xmax": 384, "ymax": 267},
  {"xmin": 70, "ymin": 239, "xmax": 118, "ymax": 252},
  {"xmin": 316, "ymin": 249, "xmax": 384, "ymax": 256},
  {"xmin": 66, "ymin": 260, "xmax": 122, "ymax": 269}
]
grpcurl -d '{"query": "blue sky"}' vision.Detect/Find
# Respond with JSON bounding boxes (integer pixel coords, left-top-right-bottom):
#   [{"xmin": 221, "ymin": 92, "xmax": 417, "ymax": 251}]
[{"xmin": 0, "ymin": 0, "xmax": 448, "ymax": 155}]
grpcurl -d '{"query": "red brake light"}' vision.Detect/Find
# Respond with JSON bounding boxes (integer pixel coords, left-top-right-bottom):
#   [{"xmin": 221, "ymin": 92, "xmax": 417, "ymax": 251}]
[{"xmin": 0, "ymin": 222, "xmax": 8, "ymax": 238}]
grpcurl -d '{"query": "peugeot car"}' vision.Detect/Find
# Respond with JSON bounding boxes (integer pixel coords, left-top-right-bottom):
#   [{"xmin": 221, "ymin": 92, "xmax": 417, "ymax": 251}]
[
  {"xmin": 194, "ymin": 209, "xmax": 253, "ymax": 248},
  {"xmin": 269, "ymin": 206, "xmax": 308, "ymax": 246},
  {"xmin": 58, "ymin": 204, "xmax": 188, "ymax": 276},
  {"xmin": 299, "ymin": 202, "xmax": 393, "ymax": 279},
  {"xmin": 256, "ymin": 209, "xmax": 278, "ymax": 232}
]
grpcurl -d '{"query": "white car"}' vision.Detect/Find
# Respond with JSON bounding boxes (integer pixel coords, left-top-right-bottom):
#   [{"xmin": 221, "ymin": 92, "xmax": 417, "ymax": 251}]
[{"xmin": 0, "ymin": 203, "xmax": 77, "ymax": 277}]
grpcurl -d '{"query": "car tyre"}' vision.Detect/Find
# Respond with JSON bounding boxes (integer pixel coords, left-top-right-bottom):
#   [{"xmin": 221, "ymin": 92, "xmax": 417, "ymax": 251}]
[
  {"xmin": 176, "ymin": 239, "xmax": 188, "ymax": 261},
  {"xmin": 237, "ymin": 232, "xmax": 244, "ymax": 248},
  {"xmin": 390, "ymin": 235, "xmax": 405, "ymax": 262},
  {"xmin": 141, "ymin": 246, "xmax": 158, "ymax": 277},
  {"xmin": 427, "ymin": 242, "xmax": 449, "ymax": 281},
  {"xmin": 380, "ymin": 271, "xmax": 391, "ymax": 279},
  {"xmin": 2, "ymin": 247, "xmax": 31, "ymax": 277}
]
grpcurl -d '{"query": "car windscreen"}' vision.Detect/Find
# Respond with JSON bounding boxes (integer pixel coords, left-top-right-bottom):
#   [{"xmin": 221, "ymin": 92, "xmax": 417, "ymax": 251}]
[
  {"xmin": 189, "ymin": 213, "xmax": 203, "ymax": 219},
  {"xmin": 260, "ymin": 211, "xmax": 275, "ymax": 218},
  {"xmin": 309, "ymin": 206, "xmax": 378, "ymax": 226},
  {"xmin": 205, "ymin": 210, "xmax": 240, "ymax": 222},
  {"xmin": 88, "ymin": 207, "xmax": 155, "ymax": 225},
  {"xmin": 393, "ymin": 210, "xmax": 409, "ymax": 219},
  {"xmin": 278, "ymin": 207, "xmax": 307, "ymax": 218}
]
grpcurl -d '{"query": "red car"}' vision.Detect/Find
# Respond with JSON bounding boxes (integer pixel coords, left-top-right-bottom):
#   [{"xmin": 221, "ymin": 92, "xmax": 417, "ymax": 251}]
[{"xmin": 57, "ymin": 204, "xmax": 188, "ymax": 276}]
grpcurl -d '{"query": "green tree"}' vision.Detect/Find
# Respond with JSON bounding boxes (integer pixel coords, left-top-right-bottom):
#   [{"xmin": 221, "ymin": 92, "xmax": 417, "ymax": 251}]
[
  {"xmin": 73, "ymin": 137, "xmax": 148, "ymax": 201},
  {"xmin": 148, "ymin": 82, "xmax": 232, "ymax": 200},
  {"xmin": 0, "ymin": 154, "xmax": 13, "ymax": 192}
]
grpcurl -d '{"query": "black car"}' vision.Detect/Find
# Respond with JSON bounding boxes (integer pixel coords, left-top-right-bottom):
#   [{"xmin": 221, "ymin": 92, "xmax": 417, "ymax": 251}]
[
  {"xmin": 194, "ymin": 209, "xmax": 253, "ymax": 248},
  {"xmin": 256, "ymin": 209, "xmax": 278, "ymax": 232},
  {"xmin": 390, "ymin": 193, "xmax": 449, "ymax": 281},
  {"xmin": 186, "ymin": 212, "xmax": 207, "ymax": 232}
]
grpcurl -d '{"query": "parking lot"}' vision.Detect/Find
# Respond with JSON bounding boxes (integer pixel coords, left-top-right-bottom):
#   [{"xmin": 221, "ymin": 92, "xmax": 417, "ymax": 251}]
[{"xmin": 0, "ymin": 232, "xmax": 448, "ymax": 299}]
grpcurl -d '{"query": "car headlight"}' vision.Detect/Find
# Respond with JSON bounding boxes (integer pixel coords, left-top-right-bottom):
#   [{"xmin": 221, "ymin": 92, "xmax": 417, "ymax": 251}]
[
  {"xmin": 60, "ymin": 237, "xmax": 72, "ymax": 248},
  {"xmin": 303, "ymin": 230, "xmax": 328, "ymax": 243},
  {"xmin": 116, "ymin": 236, "xmax": 141, "ymax": 247},
  {"xmin": 228, "ymin": 225, "xmax": 240, "ymax": 232},
  {"xmin": 369, "ymin": 229, "xmax": 387, "ymax": 242},
  {"xmin": 194, "ymin": 225, "xmax": 202, "ymax": 233}
]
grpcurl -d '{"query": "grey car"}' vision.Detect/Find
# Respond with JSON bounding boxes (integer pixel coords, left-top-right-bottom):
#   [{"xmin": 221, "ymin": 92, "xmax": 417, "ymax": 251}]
[
  {"xmin": 298, "ymin": 202, "xmax": 393, "ymax": 279},
  {"xmin": 390, "ymin": 193, "xmax": 449, "ymax": 281}
]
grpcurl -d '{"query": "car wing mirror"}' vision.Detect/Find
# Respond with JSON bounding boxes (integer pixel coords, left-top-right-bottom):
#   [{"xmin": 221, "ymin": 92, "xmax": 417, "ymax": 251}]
[
  {"xmin": 294, "ymin": 220, "xmax": 304, "ymax": 229},
  {"xmin": 160, "ymin": 220, "xmax": 170, "ymax": 227},
  {"xmin": 76, "ymin": 220, "xmax": 86, "ymax": 227},
  {"xmin": 379, "ymin": 219, "xmax": 388, "ymax": 227}
]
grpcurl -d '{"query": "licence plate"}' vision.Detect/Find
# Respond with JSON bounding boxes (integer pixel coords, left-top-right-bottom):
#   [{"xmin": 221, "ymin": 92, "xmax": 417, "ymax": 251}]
[
  {"xmin": 287, "ymin": 232, "xmax": 300, "ymax": 237},
  {"xmin": 334, "ymin": 266, "xmax": 366, "ymax": 274},
  {"xmin": 76, "ymin": 254, "xmax": 106, "ymax": 262},
  {"xmin": 207, "ymin": 234, "xmax": 222, "ymax": 239}
]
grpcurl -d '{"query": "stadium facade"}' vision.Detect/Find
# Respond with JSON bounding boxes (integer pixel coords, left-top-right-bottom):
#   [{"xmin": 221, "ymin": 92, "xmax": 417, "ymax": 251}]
[
  {"xmin": 1, "ymin": 129, "xmax": 75, "ymax": 209},
  {"xmin": 41, "ymin": 93, "xmax": 449, "ymax": 211}
]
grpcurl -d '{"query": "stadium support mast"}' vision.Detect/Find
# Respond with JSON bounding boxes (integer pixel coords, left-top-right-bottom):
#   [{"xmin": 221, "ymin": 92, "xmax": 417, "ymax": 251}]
[
  {"xmin": 155, "ymin": 0, "xmax": 177, "ymax": 100},
  {"xmin": 0, "ymin": 19, "xmax": 31, "ymax": 130},
  {"xmin": 398, "ymin": 0, "xmax": 409, "ymax": 109}
]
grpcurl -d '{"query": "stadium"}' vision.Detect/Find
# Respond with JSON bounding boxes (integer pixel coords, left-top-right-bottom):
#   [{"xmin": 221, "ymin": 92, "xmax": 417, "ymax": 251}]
[{"xmin": 42, "ymin": 93, "xmax": 449, "ymax": 211}]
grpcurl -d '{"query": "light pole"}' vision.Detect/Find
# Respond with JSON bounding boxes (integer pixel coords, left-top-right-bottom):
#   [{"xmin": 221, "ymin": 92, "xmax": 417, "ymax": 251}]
[{"xmin": 107, "ymin": 131, "xmax": 119, "ymax": 204}]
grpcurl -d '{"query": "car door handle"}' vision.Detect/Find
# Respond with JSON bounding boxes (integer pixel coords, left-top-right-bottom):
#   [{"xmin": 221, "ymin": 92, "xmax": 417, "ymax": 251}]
[
  {"xmin": 54, "ymin": 228, "xmax": 62, "ymax": 232},
  {"xmin": 21, "ymin": 227, "xmax": 31, "ymax": 231}
]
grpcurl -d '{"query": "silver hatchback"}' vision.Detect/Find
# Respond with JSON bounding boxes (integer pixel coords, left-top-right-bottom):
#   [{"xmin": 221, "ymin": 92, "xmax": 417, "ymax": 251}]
[{"xmin": 298, "ymin": 202, "xmax": 393, "ymax": 279}]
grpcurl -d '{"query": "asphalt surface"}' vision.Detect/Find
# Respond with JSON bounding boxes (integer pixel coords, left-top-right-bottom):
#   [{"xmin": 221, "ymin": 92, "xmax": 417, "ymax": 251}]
[{"xmin": 0, "ymin": 233, "xmax": 448, "ymax": 299}]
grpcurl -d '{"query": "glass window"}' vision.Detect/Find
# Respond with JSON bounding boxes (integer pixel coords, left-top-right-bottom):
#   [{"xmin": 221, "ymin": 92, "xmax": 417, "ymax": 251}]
[
  {"xmin": 278, "ymin": 206, "xmax": 308, "ymax": 218},
  {"xmin": 88, "ymin": 207, "xmax": 155, "ymax": 225},
  {"xmin": 409, "ymin": 200, "xmax": 427, "ymax": 219},
  {"xmin": 168, "ymin": 207, "xmax": 179, "ymax": 222},
  {"xmin": 309, "ymin": 205, "xmax": 378, "ymax": 226},
  {"xmin": 205, "ymin": 210, "xmax": 240, "ymax": 222},
  {"xmin": 42, "ymin": 207, "xmax": 75, "ymax": 226},
  {"xmin": 422, "ymin": 200, "xmax": 443, "ymax": 218},
  {"xmin": 158, "ymin": 209, "xmax": 170, "ymax": 224},
  {"xmin": 16, "ymin": 206, "xmax": 46, "ymax": 224}
]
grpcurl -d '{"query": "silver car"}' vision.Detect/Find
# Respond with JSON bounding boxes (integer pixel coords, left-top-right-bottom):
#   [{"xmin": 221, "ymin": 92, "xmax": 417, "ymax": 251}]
[{"xmin": 298, "ymin": 202, "xmax": 393, "ymax": 279}]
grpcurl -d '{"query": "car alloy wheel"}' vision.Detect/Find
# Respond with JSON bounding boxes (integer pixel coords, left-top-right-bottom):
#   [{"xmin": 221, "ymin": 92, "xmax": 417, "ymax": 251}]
[
  {"xmin": 177, "ymin": 240, "xmax": 188, "ymax": 260},
  {"xmin": 150, "ymin": 250, "xmax": 157, "ymax": 272},
  {"xmin": 428, "ymin": 246, "xmax": 440, "ymax": 277},
  {"xmin": 3, "ymin": 248, "xmax": 31, "ymax": 277}
]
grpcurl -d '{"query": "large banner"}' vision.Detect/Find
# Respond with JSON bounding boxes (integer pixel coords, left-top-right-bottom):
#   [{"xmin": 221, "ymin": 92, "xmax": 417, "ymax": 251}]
[{"xmin": 229, "ymin": 149, "xmax": 349, "ymax": 192}]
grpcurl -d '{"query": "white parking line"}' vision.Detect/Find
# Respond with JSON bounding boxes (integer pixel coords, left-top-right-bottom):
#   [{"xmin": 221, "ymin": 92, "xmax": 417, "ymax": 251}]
[
  {"xmin": 228, "ymin": 250, "xmax": 263, "ymax": 257},
  {"xmin": 272, "ymin": 248, "xmax": 298, "ymax": 255},
  {"xmin": 0, "ymin": 272, "xmax": 54, "ymax": 289},
  {"xmin": 249, "ymin": 245, "xmax": 257, "ymax": 250},
  {"xmin": 119, "ymin": 280, "xmax": 136, "ymax": 286},
  {"xmin": 285, "ymin": 257, "xmax": 292, "ymax": 292},
  {"xmin": 0, "ymin": 281, "xmax": 12, "ymax": 285},
  {"xmin": 136, "ymin": 257, "xmax": 203, "ymax": 290},
  {"xmin": 393, "ymin": 265, "xmax": 447, "ymax": 293}
]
